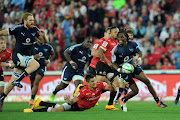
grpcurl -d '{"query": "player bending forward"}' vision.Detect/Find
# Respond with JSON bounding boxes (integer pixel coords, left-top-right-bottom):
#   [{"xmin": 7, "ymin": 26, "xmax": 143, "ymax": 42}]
[{"xmin": 24, "ymin": 73, "xmax": 116, "ymax": 112}]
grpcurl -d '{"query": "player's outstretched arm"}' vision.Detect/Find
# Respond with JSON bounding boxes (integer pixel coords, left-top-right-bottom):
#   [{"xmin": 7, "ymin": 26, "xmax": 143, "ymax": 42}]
[
  {"xmin": 0, "ymin": 61, "xmax": 15, "ymax": 69},
  {"xmin": 0, "ymin": 29, "xmax": 9, "ymax": 36},
  {"xmin": 64, "ymin": 95, "xmax": 79, "ymax": 105}
]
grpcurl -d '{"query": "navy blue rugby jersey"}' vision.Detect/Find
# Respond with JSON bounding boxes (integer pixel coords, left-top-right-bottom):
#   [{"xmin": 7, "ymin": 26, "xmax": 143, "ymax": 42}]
[
  {"xmin": 32, "ymin": 42, "xmax": 54, "ymax": 66},
  {"xmin": 111, "ymin": 41, "xmax": 141, "ymax": 66},
  {"xmin": 9, "ymin": 24, "xmax": 40, "ymax": 55},
  {"xmin": 65, "ymin": 44, "xmax": 91, "ymax": 71}
]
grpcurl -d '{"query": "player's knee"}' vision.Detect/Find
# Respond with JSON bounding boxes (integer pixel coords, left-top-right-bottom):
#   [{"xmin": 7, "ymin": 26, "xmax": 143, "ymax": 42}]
[
  {"xmin": 144, "ymin": 79, "xmax": 151, "ymax": 87},
  {"xmin": 34, "ymin": 81, "xmax": 40, "ymax": 87}
]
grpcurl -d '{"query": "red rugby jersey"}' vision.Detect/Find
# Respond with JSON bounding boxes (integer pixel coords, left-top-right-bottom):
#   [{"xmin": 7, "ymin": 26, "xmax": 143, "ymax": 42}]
[
  {"xmin": 90, "ymin": 38, "xmax": 106, "ymax": 68},
  {"xmin": 76, "ymin": 81, "xmax": 107, "ymax": 109},
  {"xmin": 0, "ymin": 48, "xmax": 12, "ymax": 70}
]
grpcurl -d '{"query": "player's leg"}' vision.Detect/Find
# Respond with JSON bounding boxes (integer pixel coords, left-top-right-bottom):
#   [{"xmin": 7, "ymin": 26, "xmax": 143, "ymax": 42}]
[
  {"xmin": 0, "ymin": 68, "xmax": 23, "ymax": 112},
  {"xmin": 105, "ymin": 74, "xmax": 119, "ymax": 110},
  {"xmin": 50, "ymin": 66, "xmax": 72, "ymax": 102},
  {"xmin": 30, "ymin": 70, "xmax": 44, "ymax": 105},
  {"xmin": 137, "ymin": 71, "xmax": 168, "ymax": 108},
  {"xmin": 115, "ymin": 79, "xmax": 125, "ymax": 104},
  {"xmin": 11, "ymin": 54, "xmax": 40, "ymax": 88},
  {"xmin": 174, "ymin": 85, "xmax": 180, "ymax": 106},
  {"xmin": 73, "ymin": 75, "xmax": 84, "ymax": 88},
  {"xmin": 0, "ymin": 69, "xmax": 5, "ymax": 95}
]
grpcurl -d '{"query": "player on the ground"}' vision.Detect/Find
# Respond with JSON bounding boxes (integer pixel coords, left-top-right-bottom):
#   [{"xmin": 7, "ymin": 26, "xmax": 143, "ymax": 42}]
[
  {"xmin": 174, "ymin": 85, "xmax": 180, "ymax": 106},
  {"xmin": 112, "ymin": 29, "xmax": 168, "ymax": 110},
  {"xmin": 23, "ymin": 73, "xmax": 116, "ymax": 112},
  {"xmin": 0, "ymin": 37, "xmax": 14, "ymax": 99},
  {"xmin": 50, "ymin": 37, "xmax": 92, "ymax": 102},
  {"xmin": 29, "ymin": 38, "xmax": 55, "ymax": 106},
  {"xmin": 96, "ymin": 27, "xmax": 119, "ymax": 110},
  {"xmin": 0, "ymin": 12, "xmax": 49, "ymax": 112}
]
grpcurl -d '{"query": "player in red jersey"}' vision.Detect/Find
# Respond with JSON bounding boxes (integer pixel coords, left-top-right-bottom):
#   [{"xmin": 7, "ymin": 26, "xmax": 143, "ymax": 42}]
[
  {"xmin": 96, "ymin": 27, "xmax": 119, "ymax": 110},
  {"xmin": 0, "ymin": 37, "xmax": 14, "ymax": 112},
  {"xmin": 89, "ymin": 27, "xmax": 111, "ymax": 76},
  {"xmin": 23, "ymin": 73, "xmax": 116, "ymax": 112}
]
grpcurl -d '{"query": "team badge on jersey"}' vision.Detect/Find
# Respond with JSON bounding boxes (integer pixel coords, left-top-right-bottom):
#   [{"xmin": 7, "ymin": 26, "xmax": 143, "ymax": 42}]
[
  {"xmin": 124, "ymin": 56, "xmax": 129, "ymax": 62},
  {"xmin": 39, "ymin": 52, "xmax": 43, "ymax": 56},
  {"xmin": 26, "ymin": 38, "xmax": 31, "ymax": 43},
  {"xmin": 102, "ymin": 41, "xmax": 108, "ymax": 47}
]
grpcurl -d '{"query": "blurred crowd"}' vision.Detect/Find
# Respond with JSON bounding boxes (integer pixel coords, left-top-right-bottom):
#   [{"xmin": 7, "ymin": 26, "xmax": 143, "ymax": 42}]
[{"xmin": 0, "ymin": 0, "xmax": 180, "ymax": 71}]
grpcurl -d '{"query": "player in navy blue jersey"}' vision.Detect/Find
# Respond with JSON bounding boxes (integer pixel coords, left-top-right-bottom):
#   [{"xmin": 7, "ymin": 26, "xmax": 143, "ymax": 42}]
[
  {"xmin": 29, "ymin": 37, "xmax": 55, "ymax": 106},
  {"xmin": 112, "ymin": 30, "xmax": 168, "ymax": 111},
  {"xmin": 50, "ymin": 37, "xmax": 92, "ymax": 102},
  {"xmin": 0, "ymin": 12, "xmax": 49, "ymax": 112}
]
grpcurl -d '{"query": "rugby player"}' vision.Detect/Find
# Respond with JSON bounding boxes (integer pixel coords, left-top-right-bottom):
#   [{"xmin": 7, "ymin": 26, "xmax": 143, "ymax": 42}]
[
  {"xmin": 23, "ymin": 73, "xmax": 116, "ymax": 112},
  {"xmin": 50, "ymin": 37, "xmax": 92, "ymax": 102}
]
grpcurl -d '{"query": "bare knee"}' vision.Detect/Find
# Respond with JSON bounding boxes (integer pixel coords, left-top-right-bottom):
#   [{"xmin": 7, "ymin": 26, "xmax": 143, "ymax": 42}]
[{"xmin": 134, "ymin": 88, "xmax": 139, "ymax": 95}]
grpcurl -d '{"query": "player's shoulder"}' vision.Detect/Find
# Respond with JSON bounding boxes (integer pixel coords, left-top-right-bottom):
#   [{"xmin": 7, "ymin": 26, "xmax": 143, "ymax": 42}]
[
  {"xmin": 9, "ymin": 24, "xmax": 23, "ymax": 31},
  {"xmin": 128, "ymin": 41, "xmax": 137, "ymax": 45},
  {"xmin": 69, "ymin": 43, "xmax": 82, "ymax": 51},
  {"xmin": 32, "ymin": 26, "xmax": 40, "ymax": 31}
]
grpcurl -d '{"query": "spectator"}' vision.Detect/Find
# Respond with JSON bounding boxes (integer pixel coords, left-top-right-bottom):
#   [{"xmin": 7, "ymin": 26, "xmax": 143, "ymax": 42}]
[
  {"xmin": 171, "ymin": 44, "xmax": 180, "ymax": 69},
  {"xmin": 160, "ymin": 58, "xmax": 174, "ymax": 70}
]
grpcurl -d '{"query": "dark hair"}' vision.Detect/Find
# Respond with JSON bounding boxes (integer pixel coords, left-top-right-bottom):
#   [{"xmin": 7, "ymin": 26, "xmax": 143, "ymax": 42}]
[
  {"xmin": 110, "ymin": 26, "xmax": 118, "ymax": 32},
  {"xmin": 85, "ymin": 73, "xmax": 95, "ymax": 82},
  {"xmin": 117, "ymin": 29, "xmax": 129, "ymax": 40},
  {"xmin": 105, "ymin": 27, "xmax": 111, "ymax": 33},
  {"xmin": 125, "ymin": 28, "xmax": 133, "ymax": 34}
]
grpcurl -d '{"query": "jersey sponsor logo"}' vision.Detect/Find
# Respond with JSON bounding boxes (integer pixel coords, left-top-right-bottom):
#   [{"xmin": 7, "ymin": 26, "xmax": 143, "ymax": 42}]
[
  {"xmin": 21, "ymin": 32, "xmax": 25, "ymax": 36},
  {"xmin": 26, "ymin": 38, "xmax": 30, "ymax": 43},
  {"xmin": 31, "ymin": 33, "xmax": 36, "ymax": 36},
  {"xmin": 76, "ymin": 92, "xmax": 80, "ymax": 97},
  {"xmin": 124, "ymin": 56, "xmax": 129, "ymax": 62},
  {"xmin": 78, "ymin": 56, "xmax": 87, "ymax": 63},
  {"xmin": 102, "ymin": 41, "xmax": 108, "ymax": 47},
  {"xmin": 39, "ymin": 52, "xmax": 43, "ymax": 56}
]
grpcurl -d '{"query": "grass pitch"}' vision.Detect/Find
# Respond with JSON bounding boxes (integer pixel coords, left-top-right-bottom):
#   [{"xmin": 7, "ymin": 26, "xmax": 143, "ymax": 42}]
[{"xmin": 0, "ymin": 101, "xmax": 179, "ymax": 120}]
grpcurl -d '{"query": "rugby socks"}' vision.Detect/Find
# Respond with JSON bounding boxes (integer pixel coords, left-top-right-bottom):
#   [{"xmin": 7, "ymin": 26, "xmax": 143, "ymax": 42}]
[
  {"xmin": 16, "ymin": 70, "xmax": 28, "ymax": 82},
  {"xmin": 31, "ymin": 95, "xmax": 35, "ymax": 100},
  {"xmin": 175, "ymin": 89, "xmax": 180, "ymax": 101},
  {"xmin": 108, "ymin": 91, "xmax": 117, "ymax": 105},
  {"xmin": 122, "ymin": 97, "xmax": 127, "ymax": 103},
  {"xmin": 53, "ymin": 90, "xmax": 58, "ymax": 95},
  {"xmin": 115, "ymin": 88, "xmax": 124, "ymax": 101},
  {"xmin": 33, "ymin": 108, "xmax": 48, "ymax": 112},
  {"xmin": 154, "ymin": 97, "xmax": 160, "ymax": 103},
  {"xmin": 39, "ymin": 101, "xmax": 56, "ymax": 108},
  {"xmin": 124, "ymin": 86, "xmax": 129, "ymax": 95},
  {"xmin": 0, "ymin": 93, "xmax": 7, "ymax": 102}
]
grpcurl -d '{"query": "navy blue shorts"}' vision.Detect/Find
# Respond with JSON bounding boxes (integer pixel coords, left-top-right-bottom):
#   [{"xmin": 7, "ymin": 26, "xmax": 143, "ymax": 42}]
[
  {"xmin": 61, "ymin": 65, "xmax": 84, "ymax": 84},
  {"xmin": 119, "ymin": 73, "xmax": 135, "ymax": 87},
  {"xmin": 29, "ymin": 66, "xmax": 46, "ymax": 80},
  {"xmin": 133, "ymin": 64, "xmax": 143, "ymax": 76}
]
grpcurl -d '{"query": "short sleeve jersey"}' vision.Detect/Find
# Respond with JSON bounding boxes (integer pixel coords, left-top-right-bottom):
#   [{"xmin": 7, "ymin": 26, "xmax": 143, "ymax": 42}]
[
  {"xmin": 32, "ymin": 42, "xmax": 54, "ymax": 66},
  {"xmin": 100, "ymin": 37, "xmax": 118, "ymax": 64},
  {"xmin": 9, "ymin": 24, "xmax": 40, "ymax": 56},
  {"xmin": 65, "ymin": 44, "xmax": 91, "ymax": 71},
  {"xmin": 90, "ymin": 38, "xmax": 106, "ymax": 68},
  {"xmin": 76, "ymin": 81, "xmax": 107, "ymax": 109},
  {"xmin": 111, "ymin": 41, "xmax": 141, "ymax": 66},
  {"xmin": 0, "ymin": 48, "xmax": 12, "ymax": 70}
]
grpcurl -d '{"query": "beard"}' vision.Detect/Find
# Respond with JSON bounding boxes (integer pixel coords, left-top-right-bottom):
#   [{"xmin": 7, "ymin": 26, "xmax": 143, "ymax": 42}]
[{"xmin": 26, "ymin": 23, "xmax": 33, "ymax": 29}]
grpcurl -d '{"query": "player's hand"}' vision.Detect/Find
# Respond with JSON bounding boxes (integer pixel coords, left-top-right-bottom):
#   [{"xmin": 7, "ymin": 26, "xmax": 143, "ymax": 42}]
[
  {"xmin": 34, "ymin": 54, "xmax": 40, "ymax": 60},
  {"xmin": 64, "ymin": 95, "xmax": 70, "ymax": 102},
  {"xmin": 44, "ymin": 60, "xmax": 49, "ymax": 66},
  {"xmin": 69, "ymin": 60, "xmax": 78, "ymax": 70},
  {"xmin": 38, "ymin": 29, "xmax": 45, "ymax": 37}
]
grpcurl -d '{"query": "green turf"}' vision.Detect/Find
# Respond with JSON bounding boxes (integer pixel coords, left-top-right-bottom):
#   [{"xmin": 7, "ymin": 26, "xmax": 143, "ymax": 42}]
[{"xmin": 0, "ymin": 101, "xmax": 179, "ymax": 120}]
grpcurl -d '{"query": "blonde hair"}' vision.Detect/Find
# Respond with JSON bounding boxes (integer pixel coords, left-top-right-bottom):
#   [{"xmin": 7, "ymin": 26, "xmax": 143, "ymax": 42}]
[
  {"xmin": 0, "ymin": 36, "xmax": 6, "ymax": 41},
  {"xmin": 18, "ymin": 12, "xmax": 33, "ymax": 25}
]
